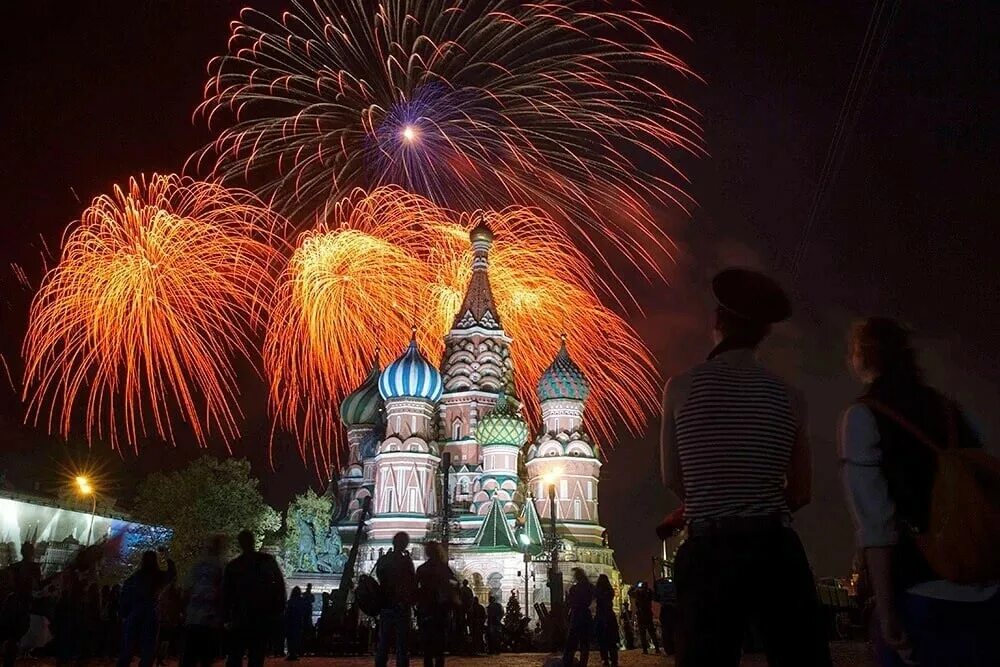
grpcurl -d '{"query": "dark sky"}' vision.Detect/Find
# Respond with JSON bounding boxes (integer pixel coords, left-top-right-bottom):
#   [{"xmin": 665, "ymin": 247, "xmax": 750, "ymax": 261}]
[{"xmin": 0, "ymin": 1, "xmax": 997, "ymax": 583}]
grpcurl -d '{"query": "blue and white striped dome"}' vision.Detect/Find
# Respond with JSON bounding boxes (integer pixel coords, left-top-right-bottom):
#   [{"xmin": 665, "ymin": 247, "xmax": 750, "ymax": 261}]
[{"xmin": 378, "ymin": 333, "xmax": 443, "ymax": 402}]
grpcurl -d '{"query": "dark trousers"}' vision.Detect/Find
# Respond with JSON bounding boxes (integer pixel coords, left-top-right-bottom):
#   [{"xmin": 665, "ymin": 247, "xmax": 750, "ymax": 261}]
[
  {"xmin": 376, "ymin": 606, "xmax": 411, "ymax": 667},
  {"xmin": 562, "ymin": 613, "xmax": 591, "ymax": 667},
  {"xmin": 117, "ymin": 613, "xmax": 159, "ymax": 667},
  {"xmin": 225, "ymin": 623, "xmax": 268, "ymax": 667},
  {"xmin": 674, "ymin": 526, "xmax": 831, "ymax": 667},
  {"xmin": 418, "ymin": 609, "xmax": 448, "ymax": 667},
  {"xmin": 636, "ymin": 616, "xmax": 658, "ymax": 653},
  {"xmin": 874, "ymin": 590, "xmax": 1000, "ymax": 666},
  {"xmin": 182, "ymin": 625, "xmax": 220, "ymax": 667}
]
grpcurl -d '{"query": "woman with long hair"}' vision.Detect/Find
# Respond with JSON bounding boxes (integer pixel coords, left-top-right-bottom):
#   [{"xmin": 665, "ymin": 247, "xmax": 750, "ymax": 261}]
[{"xmin": 841, "ymin": 317, "xmax": 999, "ymax": 666}]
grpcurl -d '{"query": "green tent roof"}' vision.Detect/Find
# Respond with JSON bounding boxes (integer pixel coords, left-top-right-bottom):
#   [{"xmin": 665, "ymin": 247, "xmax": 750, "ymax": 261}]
[
  {"xmin": 473, "ymin": 498, "xmax": 516, "ymax": 550},
  {"xmin": 519, "ymin": 497, "xmax": 546, "ymax": 556}
]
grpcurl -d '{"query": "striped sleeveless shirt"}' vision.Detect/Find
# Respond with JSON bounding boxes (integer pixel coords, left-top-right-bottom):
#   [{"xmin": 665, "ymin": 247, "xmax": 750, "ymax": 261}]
[{"xmin": 675, "ymin": 353, "xmax": 799, "ymax": 520}]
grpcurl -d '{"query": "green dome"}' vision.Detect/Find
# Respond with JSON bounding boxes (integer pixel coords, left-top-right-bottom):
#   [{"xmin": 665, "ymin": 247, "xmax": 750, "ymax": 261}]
[
  {"xmin": 339, "ymin": 357, "xmax": 383, "ymax": 427},
  {"xmin": 476, "ymin": 391, "xmax": 528, "ymax": 447},
  {"xmin": 537, "ymin": 336, "xmax": 589, "ymax": 402}
]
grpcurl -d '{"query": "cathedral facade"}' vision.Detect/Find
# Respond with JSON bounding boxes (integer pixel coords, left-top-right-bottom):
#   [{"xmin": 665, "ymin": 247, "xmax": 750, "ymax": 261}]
[{"xmin": 334, "ymin": 222, "xmax": 620, "ymax": 606}]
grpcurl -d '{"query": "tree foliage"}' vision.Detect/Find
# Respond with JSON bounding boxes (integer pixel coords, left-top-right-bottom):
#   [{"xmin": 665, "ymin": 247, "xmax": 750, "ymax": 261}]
[{"xmin": 132, "ymin": 456, "xmax": 280, "ymax": 574}]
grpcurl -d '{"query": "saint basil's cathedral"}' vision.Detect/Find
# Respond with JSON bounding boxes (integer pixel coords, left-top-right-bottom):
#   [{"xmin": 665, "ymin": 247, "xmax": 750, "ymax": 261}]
[{"xmin": 333, "ymin": 222, "xmax": 621, "ymax": 606}]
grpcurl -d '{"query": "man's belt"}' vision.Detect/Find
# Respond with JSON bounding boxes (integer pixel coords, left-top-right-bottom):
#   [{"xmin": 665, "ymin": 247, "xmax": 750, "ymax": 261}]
[{"xmin": 686, "ymin": 514, "xmax": 790, "ymax": 538}]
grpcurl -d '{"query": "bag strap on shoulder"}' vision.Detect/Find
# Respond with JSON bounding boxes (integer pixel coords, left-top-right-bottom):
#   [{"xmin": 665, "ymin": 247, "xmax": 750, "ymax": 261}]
[{"xmin": 860, "ymin": 397, "xmax": 958, "ymax": 454}]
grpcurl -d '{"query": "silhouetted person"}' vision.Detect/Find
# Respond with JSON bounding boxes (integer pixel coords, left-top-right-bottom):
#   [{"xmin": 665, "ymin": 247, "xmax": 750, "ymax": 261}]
[
  {"xmin": 594, "ymin": 574, "xmax": 619, "ymax": 667},
  {"xmin": 469, "ymin": 598, "xmax": 486, "ymax": 655},
  {"xmin": 302, "ymin": 583, "xmax": 315, "ymax": 648},
  {"xmin": 841, "ymin": 318, "xmax": 1000, "ymax": 666},
  {"xmin": 374, "ymin": 531, "xmax": 416, "ymax": 667},
  {"xmin": 157, "ymin": 582, "xmax": 183, "ymax": 664},
  {"xmin": 654, "ymin": 577, "xmax": 677, "ymax": 655},
  {"xmin": 458, "ymin": 580, "xmax": 474, "ymax": 652},
  {"xmin": 283, "ymin": 587, "xmax": 309, "ymax": 661},
  {"xmin": 224, "ymin": 530, "xmax": 285, "ymax": 667},
  {"xmin": 628, "ymin": 583, "xmax": 658, "ymax": 654},
  {"xmin": 563, "ymin": 568, "xmax": 594, "ymax": 667},
  {"xmin": 415, "ymin": 541, "xmax": 458, "ymax": 667},
  {"xmin": 118, "ymin": 549, "xmax": 177, "ymax": 667},
  {"xmin": 0, "ymin": 541, "xmax": 41, "ymax": 667},
  {"xmin": 486, "ymin": 596, "xmax": 503, "ymax": 654},
  {"xmin": 182, "ymin": 535, "xmax": 226, "ymax": 667},
  {"xmin": 618, "ymin": 602, "xmax": 634, "ymax": 651},
  {"xmin": 661, "ymin": 269, "xmax": 831, "ymax": 666}
]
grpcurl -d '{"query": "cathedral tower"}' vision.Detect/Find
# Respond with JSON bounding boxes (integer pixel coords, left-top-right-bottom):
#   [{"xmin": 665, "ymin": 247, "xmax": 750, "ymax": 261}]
[
  {"xmin": 525, "ymin": 336, "xmax": 604, "ymax": 546},
  {"xmin": 369, "ymin": 331, "xmax": 443, "ymax": 543}
]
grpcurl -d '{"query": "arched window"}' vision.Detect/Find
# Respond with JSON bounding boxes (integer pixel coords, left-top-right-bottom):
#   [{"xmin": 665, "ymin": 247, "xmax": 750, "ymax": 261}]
[
  {"xmin": 452, "ymin": 419, "xmax": 462, "ymax": 440},
  {"xmin": 573, "ymin": 499, "xmax": 582, "ymax": 520}
]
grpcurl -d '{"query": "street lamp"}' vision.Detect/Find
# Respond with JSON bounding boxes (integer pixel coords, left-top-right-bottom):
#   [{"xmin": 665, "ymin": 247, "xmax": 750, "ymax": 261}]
[
  {"xmin": 518, "ymin": 532, "xmax": 533, "ymax": 620},
  {"xmin": 544, "ymin": 475, "xmax": 564, "ymax": 649},
  {"xmin": 75, "ymin": 476, "xmax": 97, "ymax": 544}
]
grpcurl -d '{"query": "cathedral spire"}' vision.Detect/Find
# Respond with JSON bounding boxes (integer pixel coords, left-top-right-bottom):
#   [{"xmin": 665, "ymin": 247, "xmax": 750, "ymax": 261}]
[{"xmin": 452, "ymin": 217, "xmax": 501, "ymax": 330}]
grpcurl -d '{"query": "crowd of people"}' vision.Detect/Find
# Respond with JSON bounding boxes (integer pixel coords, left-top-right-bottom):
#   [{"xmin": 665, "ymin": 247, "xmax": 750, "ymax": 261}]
[{"xmin": 1, "ymin": 269, "xmax": 997, "ymax": 667}]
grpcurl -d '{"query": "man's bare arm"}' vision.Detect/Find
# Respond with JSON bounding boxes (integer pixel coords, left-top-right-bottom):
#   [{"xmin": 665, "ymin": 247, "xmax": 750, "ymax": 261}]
[{"xmin": 785, "ymin": 389, "xmax": 812, "ymax": 512}]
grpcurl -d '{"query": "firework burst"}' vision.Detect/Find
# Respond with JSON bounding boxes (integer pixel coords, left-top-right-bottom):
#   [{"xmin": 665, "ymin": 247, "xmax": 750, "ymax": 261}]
[
  {"xmin": 22, "ymin": 174, "xmax": 282, "ymax": 452},
  {"xmin": 263, "ymin": 188, "xmax": 441, "ymax": 471},
  {"xmin": 266, "ymin": 187, "xmax": 658, "ymax": 467},
  {"xmin": 195, "ymin": 0, "xmax": 702, "ymax": 278}
]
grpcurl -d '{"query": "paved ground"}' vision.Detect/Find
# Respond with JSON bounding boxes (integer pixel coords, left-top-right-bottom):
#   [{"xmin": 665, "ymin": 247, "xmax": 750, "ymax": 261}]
[
  {"xmin": 24, "ymin": 643, "xmax": 875, "ymax": 666},
  {"xmin": 233, "ymin": 642, "xmax": 874, "ymax": 665}
]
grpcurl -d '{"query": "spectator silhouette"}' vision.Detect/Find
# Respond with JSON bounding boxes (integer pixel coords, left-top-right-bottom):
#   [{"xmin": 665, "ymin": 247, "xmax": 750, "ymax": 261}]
[
  {"xmin": 458, "ymin": 580, "xmax": 474, "ymax": 653},
  {"xmin": 594, "ymin": 574, "xmax": 619, "ymax": 667},
  {"xmin": 284, "ymin": 587, "xmax": 310, "ymax": 661},
  {"xmin": 117, "ymin": 549, "xmax": 177, "ymax": 667},
  {"xmin": 415, "ymin": 541, "xmax": 458, "ymax": 667},
  {"xmin": 485, "ymin": 596, "xmax": 503, "ymax": 654},
  {"xmin": 224, "ymin": 530, "xmax": 285, "ymax": 667},
  {"xmin": 0, "ymin": 541, "xmax": 41, "ymax": 667},
  {"xmin": 660, "ymin": 269, "xmax": 831, "ymax": 666},
  {"xmin": 469, "ymin": 598, "xmax": 486, "ymax": 655},
  {"xmin": 374, "ymin": 531, "xmax": 416, "ymax": 667},
  {"xmin": 628, "ymin": 582, "xmax": 658, "ymax": 654},
  {"xmin": 182, "ymin": 535, "xmax": 226, "ymax": 667},
  {"xmin": 563, "ymin": 568, "xmax": 594, "ymax": 667},
  {"xmin": 841, "ymin": 318, "xmax": 1000, "ymax": 666},
  {"xmin": 618, "ymin": 602, "xmax": 634, "ymax": 651}
]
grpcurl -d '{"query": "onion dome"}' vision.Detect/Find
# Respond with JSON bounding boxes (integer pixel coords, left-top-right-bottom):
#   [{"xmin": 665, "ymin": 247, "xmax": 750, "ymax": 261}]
[
  {"xmin": 537, "ymin": 335, "xmax": 589, "ymax": 402},
  {"xmin": 378, "ymin": 330, "xmax": 443, "ymax": 402},
  {"xmin": 340, "ymin": 355, "xmax": 383, "ymax": 427},
  {"xmin": 476, "ymin": 391, "xmax": 528, "ymax": 447},
  {"xmin": 469, "ymin": 219, "xmax": 495, "ymax": 244}
]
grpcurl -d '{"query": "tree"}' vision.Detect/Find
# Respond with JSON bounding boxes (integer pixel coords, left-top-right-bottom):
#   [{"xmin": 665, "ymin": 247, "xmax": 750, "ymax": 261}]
[
  {"xmin": 502, "ymin": 589, "xmax": 531, "ymax": 650},
  {"xmin": 132, "ymin": 456, "xmax": 280, "ymax": 574}
]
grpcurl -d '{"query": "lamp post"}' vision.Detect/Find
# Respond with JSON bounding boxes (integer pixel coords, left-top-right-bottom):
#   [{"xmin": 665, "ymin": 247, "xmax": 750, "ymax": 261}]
[
  {"xmin": 519, "ymin": 532, "xmax": 533, "ymax": 620},
  {"xmin": 75, "ymin": 476, "xmax": 96, "ymax": 544},
  {"xmin": 546, "ymin": 480, "xmax": 564, "ymax": 649},
  {"xmin": 440, "ymin": 452, "xmax": 452, "ymax": 559}
]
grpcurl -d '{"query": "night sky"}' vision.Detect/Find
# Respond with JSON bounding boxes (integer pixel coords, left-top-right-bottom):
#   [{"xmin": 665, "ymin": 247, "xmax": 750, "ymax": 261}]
[{"xmin": 1, "ymin": 1, "xmax": 997, "ymax": 583}]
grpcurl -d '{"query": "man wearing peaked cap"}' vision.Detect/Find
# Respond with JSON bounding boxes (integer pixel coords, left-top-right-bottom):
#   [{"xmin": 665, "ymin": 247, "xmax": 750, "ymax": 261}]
[{"xmin": 659, "ymin": 268, "xmax": 831, "ymax": 666}]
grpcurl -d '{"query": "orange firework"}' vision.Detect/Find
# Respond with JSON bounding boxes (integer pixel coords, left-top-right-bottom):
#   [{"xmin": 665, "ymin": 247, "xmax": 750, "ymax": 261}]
[
  {"xmin": 420, "ymin": 208, "xmax": 660, "ymax": 445},
  {"xmin": 266, "ymin": 187, "xmax": 658, "ymax": 467},
  {"xmin": 264, "ymin": 188, "xmax": 444, "ymax": 472},
  {"xmin": 22, "ymin": 174, "xmax": 282, "ymax": 452}
]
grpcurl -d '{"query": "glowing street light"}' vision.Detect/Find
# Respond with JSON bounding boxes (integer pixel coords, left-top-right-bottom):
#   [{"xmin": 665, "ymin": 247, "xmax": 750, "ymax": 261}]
[{"xmin": 75, "ymin": 475, "xmax": 97, "ymax": 544}]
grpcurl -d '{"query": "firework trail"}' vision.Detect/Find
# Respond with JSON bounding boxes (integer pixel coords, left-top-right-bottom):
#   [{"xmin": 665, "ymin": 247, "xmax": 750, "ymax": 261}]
[
  {"xmin": 195, "ymin": 0, "xmax": 702, "ymax": 279},
  {"xmin": 23, "ymin": 174, "xmax": 283, "ymax": 452},
  {"xmin": 264, "ymin": 188, "xmax": 440, "ymax": 471},
  {"xmin": 265, "ymin": 187, "xmax": 658, "ymax": 468}
]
